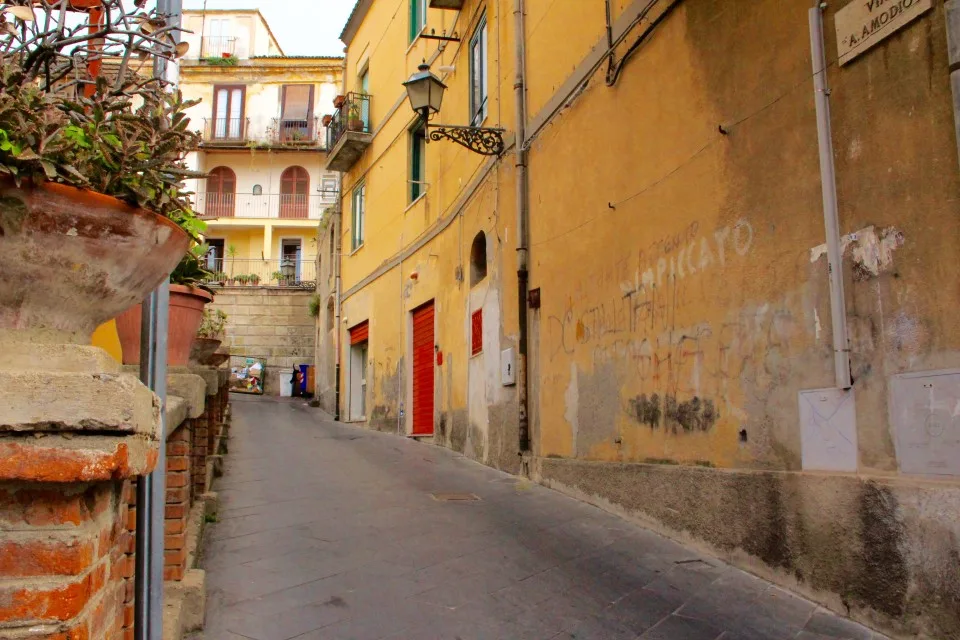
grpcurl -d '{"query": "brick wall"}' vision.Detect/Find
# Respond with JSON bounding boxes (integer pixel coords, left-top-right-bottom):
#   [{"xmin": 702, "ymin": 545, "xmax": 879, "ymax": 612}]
[{"xmin": 210, "ymin": 289, "xmax": 316, "ymax": 395}]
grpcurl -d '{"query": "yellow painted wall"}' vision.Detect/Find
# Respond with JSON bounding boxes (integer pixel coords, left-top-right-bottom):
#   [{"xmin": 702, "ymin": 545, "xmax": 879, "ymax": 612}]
[
  {"xmin": 91, "ymin": 320, "xmax": 122, "ymax": 363},
  {"xmin": 338, "ymin": 0, "xmax": 522, "ymax": 470}
]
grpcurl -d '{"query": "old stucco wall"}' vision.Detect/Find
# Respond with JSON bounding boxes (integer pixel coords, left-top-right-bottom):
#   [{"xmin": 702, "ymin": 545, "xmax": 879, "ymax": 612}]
[
  {"xmin": 210, "ymin": 288, "xmax": 315, "ymax": 396},
  {"xmin": 526, "ymin": 0, "xmax": 960, "ymax": 636}
]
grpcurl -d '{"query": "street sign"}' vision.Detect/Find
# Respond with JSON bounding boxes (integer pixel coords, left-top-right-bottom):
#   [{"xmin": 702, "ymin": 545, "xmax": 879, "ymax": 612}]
[{"xmin": 835, "ymin": 0, "xmax": 932, "ymax": 66}]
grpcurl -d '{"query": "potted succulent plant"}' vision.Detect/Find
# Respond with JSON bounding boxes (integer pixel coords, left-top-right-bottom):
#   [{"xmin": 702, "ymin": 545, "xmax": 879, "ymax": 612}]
[
  {"xmin": 333, "ymin": 94, "xmax": 346, "ymax": 109},
  {"xmin": 0, "ymin": 0, "xmax": 201, "ymax": 345},
  {"xmin": 115, "ymin": 245, "xmax": 216, "ymax": 366},
  {"xmin": 190, "ymin": 308, "xmax": 227, "ymax": 365}
]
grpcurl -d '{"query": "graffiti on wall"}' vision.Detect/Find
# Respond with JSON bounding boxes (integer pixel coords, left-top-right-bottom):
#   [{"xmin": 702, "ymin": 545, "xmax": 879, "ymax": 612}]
[{"xmin": 546, "ymin": 217, "xmax": 801, "ymax": 434}]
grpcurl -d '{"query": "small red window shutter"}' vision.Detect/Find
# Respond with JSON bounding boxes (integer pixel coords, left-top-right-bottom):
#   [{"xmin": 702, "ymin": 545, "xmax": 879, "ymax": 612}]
[
  {"xmin": 350, "ymin": 321, "xmax": 369, "ymax": 345},
  {"xmin": 471, "ymin": 309, "xmax": 482, "ymax": 356}
]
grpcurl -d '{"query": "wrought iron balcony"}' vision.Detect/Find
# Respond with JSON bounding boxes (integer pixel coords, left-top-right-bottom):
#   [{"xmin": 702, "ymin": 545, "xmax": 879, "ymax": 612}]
[
  {"xmin": 200, "ymin": 36, "xmax": 238, "ymax": 59},
  {"xmin": 325, "ymin": 92, "xmax": 372, "ymax": 172},
  {"xmin": 271, "ymin": 118, "xmax": 324, "ymax": 147},
  {"xmin": 202, "ymin": 257, "xmax": 317, "ymax": 289},
  {"xmin": 195, "ymin": 193, "xmax": 332, "ymax": 220},
  {"xmin": 201, "ymin": 117, "xmax": 250, "ymax": 145}
]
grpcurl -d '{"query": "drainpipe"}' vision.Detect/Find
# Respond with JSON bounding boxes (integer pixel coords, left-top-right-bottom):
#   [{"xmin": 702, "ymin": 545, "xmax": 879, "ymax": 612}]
[
  {"xmin": 944, "ymin": 2, "xmax": 960, "ymax": 170},
  {"xmin": 514, "ymin": 0, "xmax": 530, "ymax": 452},
  {"xmin": 809, "ymin": 6, "xmax": 852, "ymax": 389},
  {"xmin": 334, "ymin": 205, "xmax": 342, "ymax": 421}
]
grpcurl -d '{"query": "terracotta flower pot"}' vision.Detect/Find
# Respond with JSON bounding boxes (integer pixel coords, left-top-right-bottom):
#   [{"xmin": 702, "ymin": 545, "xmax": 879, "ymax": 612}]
[
  {"xmin": 115, "ymin": 285, "xmax": 214, "ymax": 366},
  {"xmin": 190, "ymin": 337, "xmax": 223, "ymax": 366},
  {"xmin": 0, "ymin": 179, "xmax": 189, "ymax": 342}
]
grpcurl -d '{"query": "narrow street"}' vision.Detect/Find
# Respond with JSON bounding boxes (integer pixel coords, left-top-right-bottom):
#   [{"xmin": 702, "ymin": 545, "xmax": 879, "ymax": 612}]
[{"xmin": 199, "ymin": 397, "xmax": 886, "ymax": 640}]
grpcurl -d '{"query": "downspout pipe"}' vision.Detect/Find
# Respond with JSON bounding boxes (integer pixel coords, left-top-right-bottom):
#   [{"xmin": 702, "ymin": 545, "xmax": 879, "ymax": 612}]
[
  {"xmin": 944, "ymin": 1, "xmax": 960, "ymax": 170},
  {"xmin": 809, "ymin": 6, "xmax": 852, "ymax": 389},
  {"xmin": 514, "ymin": 0, "xmax": 530, "ymax": 452}
]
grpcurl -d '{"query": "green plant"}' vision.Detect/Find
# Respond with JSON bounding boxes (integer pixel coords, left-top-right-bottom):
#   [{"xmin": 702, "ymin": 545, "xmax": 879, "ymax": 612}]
[
  {"xmin": 197, "ymin": 308, "xmax": 227, "ymax": 339},
  {"xmin": 203, "ymin": 56, "xmax": 238, "ymax": 67},
  {"xmin": 227, "ymin": 244, "xmax": 238, "ymax": 276},
  {"xmin": 271, "ymin": 270, "xmax": 285, "ymax": 282},
  {"xmin": 308, "ymin": 294, "xmax": 321, "ymax": 318},
  {"xmin": 170, "ymin": 244, "xmax": 214, "ymax": 293},
  {"xmin": 0, "ymin": 1, "xmax": 205, "ymax": 239}
]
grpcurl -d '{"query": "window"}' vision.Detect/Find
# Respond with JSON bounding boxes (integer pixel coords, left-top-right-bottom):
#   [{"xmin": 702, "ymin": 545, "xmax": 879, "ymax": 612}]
[
  {"xmin": 471, "ymin": 309, "xmax": 483, "ymax": 356},
  {"xmin": 280, "ymin": 85, "xmax": 315, "ymax": 142},
  {"xmin": 280, "ymin": 166, "xmax": 310, "ymax": 219},
  {"xmin": 321, "ymin": 177, "xmax": 338, "ymax": 199},
  {"xmin": 206, "ymin": 166, "xmax": 236, "ymax": 217},
  {"xmin": 409, "ymin": 0, "xmax": 427, "ymax": 43},
  {"xmin": 469, "ymin": 16, "xmax": 487, "ymax": 126},
  {"xmin": 410, "ymin": 122, "xmax": 426, "ymax": 202},
  {"xmin": 470, "ymin": 231, "xmax": 487, "ymax": 286},
  {"xmin": 352, "ymin": 182, "xmax": 366, "ymax": 251},
  {"xmin": 212, "ymin": 85, "xmax": 245, "ymax": 140},
  {"xmin": 206, "ymin": 239, "xmax": 225, "ymax": 273}
]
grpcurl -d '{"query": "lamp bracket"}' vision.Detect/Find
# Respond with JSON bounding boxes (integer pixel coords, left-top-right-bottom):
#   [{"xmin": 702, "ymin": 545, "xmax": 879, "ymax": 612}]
[{"xmin": 425, "ymin": 123, "xmax": 505, "ymax": 156}]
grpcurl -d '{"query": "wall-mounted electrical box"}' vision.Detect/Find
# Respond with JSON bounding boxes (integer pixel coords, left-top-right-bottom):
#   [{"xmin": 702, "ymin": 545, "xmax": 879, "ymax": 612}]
[{"xmin": 500, "ymin": 348, "xmax": 516, "ymax": 386}]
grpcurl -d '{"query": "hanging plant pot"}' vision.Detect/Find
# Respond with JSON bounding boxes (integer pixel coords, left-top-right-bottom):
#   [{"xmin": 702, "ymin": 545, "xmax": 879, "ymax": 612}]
[
  {"xmin": 0, "ymin": 179, "xmax": 189, "ymax": 342},
  {"xmin": 322, "ymin": 114, "xmax": 333, "ymax": 127},
  {"xmin": 115, "ymin": 285, "xmax": 214, "ymax": 366},
  {"xmin": 333, "ymin": 95, "xmax": 346, "ymax": 109}
]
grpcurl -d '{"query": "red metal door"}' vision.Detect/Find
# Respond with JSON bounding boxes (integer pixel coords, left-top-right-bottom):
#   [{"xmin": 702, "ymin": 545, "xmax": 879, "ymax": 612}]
[{"xmin": 412, "ymin": 302, "xmax": 435, "ymax": 435}]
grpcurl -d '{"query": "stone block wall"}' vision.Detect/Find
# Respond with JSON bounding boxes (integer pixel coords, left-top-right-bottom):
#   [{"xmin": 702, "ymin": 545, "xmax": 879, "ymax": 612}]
[{"xmin": 210, "ymin": 289, "xmax": 316, "ymax": 395}]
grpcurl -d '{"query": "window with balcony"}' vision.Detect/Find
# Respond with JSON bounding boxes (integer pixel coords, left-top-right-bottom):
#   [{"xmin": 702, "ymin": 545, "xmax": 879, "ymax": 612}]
[
  {"xmin": 280, "ymin": 166, "xmax": 310, "ymax": 219},
  {"xmin": 409, "ymin": 0, "xmax": 427, "ymax": 43},
  {"xmin": 212, "ymin": 85, "xmax": 245, "ymax": 141},
  {"xmin": 410, "ymin": 121, "xmax": 426, "ymax": 203},
  {"xmin": 206, "ymin": 166, "xmax": 236, "ymax": 217},
  {"xmin": 352, "ymin": 182, "xmax": 366, "ymax": 251},
  {"xmin": 469, "ymin": 16, "xmax": 488, "ymax": 126},
  {"xmin": 280, "ymin": 85, "xmax": 315, "ymax": 143},
  {"xmin": 204, "ymin": 18, "xmax": 237, "ymax": 58}
]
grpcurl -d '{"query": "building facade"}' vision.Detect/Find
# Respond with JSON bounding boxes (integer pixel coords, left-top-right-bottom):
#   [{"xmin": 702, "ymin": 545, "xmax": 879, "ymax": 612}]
[
  {"xmin": 325, "ymin": 0, "xmax": 960, "ymax": 637},
  {"xmin": 178, "ymin": 9, "xmax": 344, "ymax": 394},
  {"xmin": 180, "ymin": 9, "xmax": 342, "ymax": 287}
]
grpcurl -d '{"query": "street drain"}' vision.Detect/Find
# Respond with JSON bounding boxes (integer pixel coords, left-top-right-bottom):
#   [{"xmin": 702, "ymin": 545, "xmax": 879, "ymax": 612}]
[{"xmin": 431, "ymin": 492, "xmax": 481, "ymax": 502}]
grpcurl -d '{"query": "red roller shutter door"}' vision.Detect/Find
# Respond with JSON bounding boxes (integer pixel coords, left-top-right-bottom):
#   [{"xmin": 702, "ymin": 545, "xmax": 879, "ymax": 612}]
[
  {"xmin": 349, "ymin": 321, "xmax": 368, "ymax": 345},
  {"xmin": 412, "ymin": 302, "xmax": 435, "ymax": 435}
]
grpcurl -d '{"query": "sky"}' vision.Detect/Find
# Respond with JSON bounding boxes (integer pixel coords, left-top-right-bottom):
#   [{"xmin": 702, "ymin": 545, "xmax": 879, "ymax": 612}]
[{"xmin": 180, "ymin": 0, "xmax": 357, "ymax": 57}]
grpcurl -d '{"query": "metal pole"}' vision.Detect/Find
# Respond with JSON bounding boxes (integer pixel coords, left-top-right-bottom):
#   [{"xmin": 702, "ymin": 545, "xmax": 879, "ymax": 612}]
[
  {"xmin": 135, "ymin": 1, "xmax": 180, "ymax": 638},
  {"xmin": 513, "ymin": 0, "xmax": 530, "ymax": 452},
  {"xmin": 809, "ymin": 6, "xmax": 852, "ymax": 389}
]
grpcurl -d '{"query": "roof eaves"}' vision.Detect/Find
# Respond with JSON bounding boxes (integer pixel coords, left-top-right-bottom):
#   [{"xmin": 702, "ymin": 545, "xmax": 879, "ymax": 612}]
[{"xmin": 339, "ymin": 0, "xmax": 373, "ymax": 46}]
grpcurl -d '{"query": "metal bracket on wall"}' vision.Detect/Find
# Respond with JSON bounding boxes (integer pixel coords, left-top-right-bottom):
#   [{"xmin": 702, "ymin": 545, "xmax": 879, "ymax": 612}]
[{"xmin": 427, "ymin": 124, "xmax": 505, "ymax": 155}]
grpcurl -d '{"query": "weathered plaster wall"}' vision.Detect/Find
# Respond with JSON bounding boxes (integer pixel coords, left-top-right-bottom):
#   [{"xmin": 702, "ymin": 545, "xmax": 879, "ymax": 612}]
[
  {"xmin": 525, "ymin": 0, "xmax": 960, "ymax": 635},
  {"xmin": 210, "ymin": 290, "xmax": 315, "ymax": 396}
]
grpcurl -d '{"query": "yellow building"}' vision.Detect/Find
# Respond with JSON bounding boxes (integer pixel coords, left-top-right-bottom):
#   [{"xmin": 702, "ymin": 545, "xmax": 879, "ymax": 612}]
[
  {"xmin": 328, "ymin": 0, "xmax": 960, "ymax": 636},
  {"xmin": 179, "ymin": 9, "xmax": 343, "ymax": 285}
]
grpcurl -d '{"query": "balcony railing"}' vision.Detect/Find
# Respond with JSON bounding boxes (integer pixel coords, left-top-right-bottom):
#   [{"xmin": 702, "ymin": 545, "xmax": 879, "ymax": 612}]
[
  {"xmin": 201, "ymin": 36, "xmax": 238, "ymax": 58},
  {"xmin": 195, "ymin": 193, "xmax": 332, "ymax": 220},
  {"xmin": 326, "ymin": 92, "xmax": 371, "ymax": 152},
  {"xmin": 202, "ymin": 258, "xmax": 317, "ymax": 289},
  {"xmin": 271, "ymin": 118, "xmax": 323, "ymax": 147},
  {"xmin": 202, "ymin": 117, "xmax": 249, "ymax": 145}
]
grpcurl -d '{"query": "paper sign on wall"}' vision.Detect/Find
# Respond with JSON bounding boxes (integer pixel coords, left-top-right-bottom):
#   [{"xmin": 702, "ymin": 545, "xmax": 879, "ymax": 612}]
[{"xmin": 835, "ymin": 0, "xmax": 932, "ymax": 66}]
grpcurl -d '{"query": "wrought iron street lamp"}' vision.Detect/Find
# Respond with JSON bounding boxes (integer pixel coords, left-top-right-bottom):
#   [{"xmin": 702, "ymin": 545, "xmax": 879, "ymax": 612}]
[{"xmin": 403, "ymin": 62, "xmax": 505, "ymax": 156}]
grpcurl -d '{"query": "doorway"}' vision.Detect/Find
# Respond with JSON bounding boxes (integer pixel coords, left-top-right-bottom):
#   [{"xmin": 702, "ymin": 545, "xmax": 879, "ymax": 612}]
[
  {"xmin": 280, "ymin": 238, "xmax": 302, "ymax": 282},
  {"xmin": 411, "ymin": 301, "xmax": 435, "ymax": 436},
  {"xmin": 349, "ymin": 321, "xmax": 369, "ymax": 421}
]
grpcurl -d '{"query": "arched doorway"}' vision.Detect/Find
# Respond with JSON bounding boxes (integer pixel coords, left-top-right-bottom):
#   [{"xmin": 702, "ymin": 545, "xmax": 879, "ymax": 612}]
[
  {"xmin": 280, "ymin": 166, "xmax": 310, "ymax": 219},
  {"xmin": 207, "ymin": 166, "xmax": 236, "ymax": 217}
]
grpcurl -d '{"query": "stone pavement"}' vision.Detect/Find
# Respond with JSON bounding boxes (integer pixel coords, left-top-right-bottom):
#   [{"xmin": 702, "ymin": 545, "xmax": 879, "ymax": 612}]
[{"xmin": 197, "ymin": 396, "xmax": 888, "ymax": 640}]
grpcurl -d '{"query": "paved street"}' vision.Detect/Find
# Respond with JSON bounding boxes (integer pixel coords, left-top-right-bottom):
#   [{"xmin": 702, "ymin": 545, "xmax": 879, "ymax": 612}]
[{"xmin": 198, "ymin": 397, "xmax": 887, "ymax": 640}]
